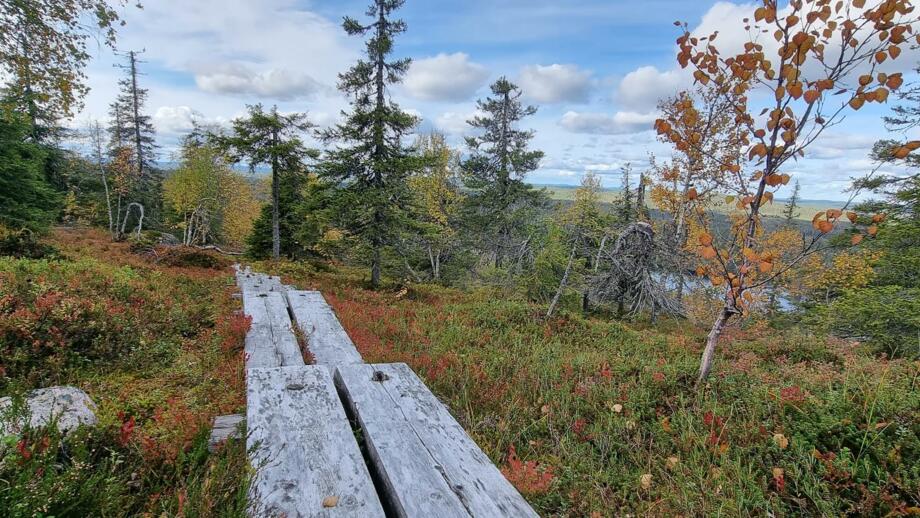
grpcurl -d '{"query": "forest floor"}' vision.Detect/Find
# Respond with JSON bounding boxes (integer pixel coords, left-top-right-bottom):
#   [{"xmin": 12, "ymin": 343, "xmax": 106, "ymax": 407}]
[{"xmin": 0, "ymin": 227, "xmax": 918, "ymax": 517}]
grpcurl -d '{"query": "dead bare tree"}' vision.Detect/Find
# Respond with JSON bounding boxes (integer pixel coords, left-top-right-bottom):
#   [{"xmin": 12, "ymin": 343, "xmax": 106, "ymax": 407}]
[{"xmin": 589, "ymin": 222, "xmax": 681, "ymax": 319}]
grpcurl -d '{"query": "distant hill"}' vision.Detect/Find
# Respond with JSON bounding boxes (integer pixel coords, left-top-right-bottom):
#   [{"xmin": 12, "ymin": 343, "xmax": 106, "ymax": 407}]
[{"xmin": 533, "ymin": 183, "xmax": 841, "ymax": 221}]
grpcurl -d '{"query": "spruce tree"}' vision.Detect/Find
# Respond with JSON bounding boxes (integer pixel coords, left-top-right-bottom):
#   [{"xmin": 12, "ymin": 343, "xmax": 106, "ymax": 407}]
[
  {"xmin": 320, "ymin": 0, "xmax": 419, "ymax": 288},
  {"xmin": 0, "ymin": 107, "xmax": 59, "ymax": 231},
  {"xmin": 618, "ymin": 163, "xmax": 634, "ymax": 224},
  {"xmin": 782, "ymin": 179, "xmax": 801, "ymax": 225},
  {"xmin": 109, "ymin": 51, "xmax": 156, "ymax": 176},
  {"xmin": 463, "ymin": 77, "xmax": 546, "ymax": 268},
  {"xmin": 216, "ymin": 104, "xmax": 316, "ymax": 260}
]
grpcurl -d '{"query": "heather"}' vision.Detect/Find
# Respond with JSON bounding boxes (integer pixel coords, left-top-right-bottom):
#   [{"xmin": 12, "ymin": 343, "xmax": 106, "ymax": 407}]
[
  {"xmin": 0, "ymin": 229, "xmax": 249, "ymax": 516},
  {"xmin": 256, "ymin": 260, "xmax": 920, "ymax": 516}
]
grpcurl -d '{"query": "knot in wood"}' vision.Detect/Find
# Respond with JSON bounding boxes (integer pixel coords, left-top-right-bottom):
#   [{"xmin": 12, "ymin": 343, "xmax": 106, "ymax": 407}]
[{"xmin": 285, "ymin": 382, "xmax": 305, "ymax": 391}]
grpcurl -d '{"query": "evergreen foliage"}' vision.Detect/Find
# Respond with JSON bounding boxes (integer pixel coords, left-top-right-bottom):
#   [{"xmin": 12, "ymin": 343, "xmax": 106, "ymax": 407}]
[
  {"xmin": 320, "ymin": 0, "xmax": 419, "ymax": 287},
  {"xmin": 216, "ymin": 104, "xmax": 316, "ymax": 259},
  {"xmin": 0, "ymin": 108, "xmax": 59, "ymax": 231},
  {"xmin": 463, "ymin": 77, "xmax": 547, "ymax": 268}
]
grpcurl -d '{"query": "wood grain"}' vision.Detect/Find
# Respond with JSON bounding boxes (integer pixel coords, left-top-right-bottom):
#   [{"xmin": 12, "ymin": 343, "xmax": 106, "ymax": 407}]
[
  {"xmin": 335, "ymin": 363, "xmax": 538, "ymax": 518},
  {"xmin": 287, "ymin": 290, "xmax": 363, "ymax": 365},
  {"xmin": 247, "ymin": 366, "xmax": 385, "ymax": 518}
]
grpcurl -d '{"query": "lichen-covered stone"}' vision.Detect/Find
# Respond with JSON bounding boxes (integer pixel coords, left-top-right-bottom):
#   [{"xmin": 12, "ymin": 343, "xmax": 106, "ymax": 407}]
[{"xmin": 0, "ymin": 386, "xmax": 97, "ymax": 436}]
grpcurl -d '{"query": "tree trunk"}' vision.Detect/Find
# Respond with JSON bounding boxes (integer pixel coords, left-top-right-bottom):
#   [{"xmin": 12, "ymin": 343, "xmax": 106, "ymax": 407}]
[
  {"xmin": 129, "ymin": 51, "xmax": 145, "ymax": 177},
  {"xmin": 697, "ymin": 305, "xmax": 734, "ymax": 384},
  {"xmin": 114, "ymin": 195, "xmax": 123, "ymax": 241},
  {"xmin": 371, "ymin": 244, "xmax": 381, "ymax": 288},
  {"xmin": 100, "ymin": 166, "xmax": 113, "ymax": 235},
  {"xmin": 271, "ymin": 127, "xmax": 281, "ymax": 260},
  {"xmin": 547, "ymin": 241, "xmax": 578, "ymax": 318}
]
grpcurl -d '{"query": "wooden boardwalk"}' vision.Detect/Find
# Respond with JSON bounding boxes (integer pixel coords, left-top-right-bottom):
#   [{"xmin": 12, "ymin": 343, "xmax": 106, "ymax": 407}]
[{"xmin": 217, "ymin": 266, "xmax": 538, "ymax": 518}]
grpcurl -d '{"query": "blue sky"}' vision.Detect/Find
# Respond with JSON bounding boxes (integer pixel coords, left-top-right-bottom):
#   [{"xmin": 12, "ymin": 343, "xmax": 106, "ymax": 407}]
[{"xmin": 75, "ymin": 0, "xmax": 917, "ymax": 201}]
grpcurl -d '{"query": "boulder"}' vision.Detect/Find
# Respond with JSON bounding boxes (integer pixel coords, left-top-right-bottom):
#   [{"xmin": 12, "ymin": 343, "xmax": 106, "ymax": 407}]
[{"xmin": 0, "ymin": 386, "xmax": 97, "ymax": 436}]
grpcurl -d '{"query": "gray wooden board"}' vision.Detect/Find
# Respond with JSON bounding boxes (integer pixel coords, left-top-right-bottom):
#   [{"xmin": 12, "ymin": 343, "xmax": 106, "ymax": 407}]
[
  {"xmin": 208, "ymin": 414, "xmax": 244, "ymax": 452},
  {"xmin": 242, "ymin": 291, "xmax": 280, "ymax": 369},
  {"xmin": 334, "ymin": 363, "xmax": 539, "ymax": 518},
  {"xmin": 236, "ymin": 266, "xmax": 285, "ymax": 294},
  {"xmin": 263, "ymin": 292, "xmax": 304, "ymax": 366},
  {"xmin": 287, "ymin": 290, "xmax": 364, "ymax": 365},
  {"xmin": 247, "ymin": 366, "xmax": 385, "ymax": 518},
  {"xmin": 333, "ymin": 367, "xmax": 470, "ymax": 517},
  {"xmin": 241, "ymin": 291, "xmax": 304, "ymax": 369}
]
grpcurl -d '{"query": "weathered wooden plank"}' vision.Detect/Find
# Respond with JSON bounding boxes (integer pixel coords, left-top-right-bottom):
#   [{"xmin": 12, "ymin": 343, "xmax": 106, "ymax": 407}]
[
  {"xmin": 208, "ymin": 414, "xmax": 244, "ymax": 452},
  {"xmin": 236, "ymin": 265, "xmax": 285, "ymax": 294},
  {"xmin": 247, "ymin": 366, "xmax": 385, "ymax": 518},
  {"xmin": 333, "ymin": 367, "xmax": 470, "ymax": 517},
  {"xmin": 287, "ymin": 290, "xmax": 364, "ymax": 365},
  {"xmin": 242, "ymin": 291, "xmax": 280, "ymax": 369},
  {"xmin": 241, "ymin": 291, "xmax": 303, "ymax": 368},
  {"xmin": 264, "ymin": 292, "xmax": 304, "ymax": 367},
  {"xmin": 335, "ymin": 363, "xmax": 538, "ymax": 518}
]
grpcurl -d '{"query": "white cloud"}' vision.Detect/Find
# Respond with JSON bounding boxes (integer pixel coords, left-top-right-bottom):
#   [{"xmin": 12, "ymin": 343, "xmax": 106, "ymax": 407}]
[
  {"xmin": 403, "ymin": 53, "xmax": 489, "ymax": 102},
  {"xmin": 616, "ymin": 66, "xmax": 685, "ymax": 111},
  {"xmin": 153, "ymin": 106, "xmax": 204, "ymax": 136},
  {"xmin": 434, "ymin": 110, "xmax": 484, "ymax": 136},
  {"xmin": 194, "ymin": 63, "xmax": 324, "ymax": 100},
  {"xmin": 559, "ymin": 110, "xmax": 657, "ymax": 135},
  {"xmin": 518, "ymin": 64, "xmax": 593, "ymax": 103}
]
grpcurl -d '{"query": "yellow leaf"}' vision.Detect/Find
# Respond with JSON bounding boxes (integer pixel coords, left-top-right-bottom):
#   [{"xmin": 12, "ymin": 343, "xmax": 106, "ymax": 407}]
[
  {"xmin": 323, "ymin": 496, "xmax": 339, "ymax": 508},
  {"xmin": 640, "ymin": 473, "xmax": 653, "ymax": 490},
  {"xmin": 773, "ymin": 433, "xmax": 789, "ymax": 449}
]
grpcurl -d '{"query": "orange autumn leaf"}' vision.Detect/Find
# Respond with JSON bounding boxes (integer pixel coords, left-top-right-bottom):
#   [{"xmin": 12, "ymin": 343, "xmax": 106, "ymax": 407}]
[{"xmin": 851, "ymin": 234, "xmax": 864, "ymax": 245}]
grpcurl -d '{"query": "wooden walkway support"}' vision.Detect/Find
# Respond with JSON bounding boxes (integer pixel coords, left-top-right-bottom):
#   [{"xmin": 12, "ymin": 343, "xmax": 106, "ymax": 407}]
[{"xmin": 221, "ymin": 265, "xmax": 538, "ymax": 517}]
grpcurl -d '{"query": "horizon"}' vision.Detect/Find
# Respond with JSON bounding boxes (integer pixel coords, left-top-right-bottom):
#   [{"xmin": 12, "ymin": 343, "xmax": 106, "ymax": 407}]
[{"xmin": 71, "ymin": 0, "xmax": 919, "ymax": 202}]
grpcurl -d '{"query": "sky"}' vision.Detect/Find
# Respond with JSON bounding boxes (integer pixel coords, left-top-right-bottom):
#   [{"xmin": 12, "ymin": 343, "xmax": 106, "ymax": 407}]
[{"xmin": 74, "ymin": 0, "xmax": 919, "ymax": 201}]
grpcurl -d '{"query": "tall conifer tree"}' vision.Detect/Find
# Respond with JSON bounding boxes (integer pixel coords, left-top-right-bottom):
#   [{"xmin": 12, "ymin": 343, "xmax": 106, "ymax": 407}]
[
  {"xmin": 321, "ymin": 0, "xmax": 418, "ymax": 288},
  {"xmin": 109, "ymin": 51, "xmax": 156, "ymax": 176},
  {"xmin": 463, "ymin": 77, "xmax": 546, "ymax": 268},
  {"xmin": 217, "ymin": 104, "xmax": 316, "ymax": 260}
]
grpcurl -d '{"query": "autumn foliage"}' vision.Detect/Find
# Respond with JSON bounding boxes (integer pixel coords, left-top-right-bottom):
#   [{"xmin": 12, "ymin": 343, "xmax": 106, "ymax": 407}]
[{"xmin": 656, "ymin": 0, "xmax": 919, "ymax": 381}]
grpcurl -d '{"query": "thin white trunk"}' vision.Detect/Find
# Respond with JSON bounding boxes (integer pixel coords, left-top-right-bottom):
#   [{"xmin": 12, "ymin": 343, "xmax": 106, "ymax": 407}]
[{"xmin": 547, "ymin": 241, "xmax": 578, "ymax": 318}]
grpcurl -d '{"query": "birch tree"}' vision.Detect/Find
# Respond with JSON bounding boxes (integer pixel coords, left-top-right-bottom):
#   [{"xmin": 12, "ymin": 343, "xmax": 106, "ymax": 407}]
[{"xmin": 663, "ymin": 0, "xmax": 917, "ymax": 383}]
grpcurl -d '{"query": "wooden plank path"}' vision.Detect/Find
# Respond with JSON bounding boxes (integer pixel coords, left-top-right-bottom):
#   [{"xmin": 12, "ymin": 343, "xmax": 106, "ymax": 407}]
[{"xmin": 219, "ymin": 265, "xmax": 538, "ymax": 517}]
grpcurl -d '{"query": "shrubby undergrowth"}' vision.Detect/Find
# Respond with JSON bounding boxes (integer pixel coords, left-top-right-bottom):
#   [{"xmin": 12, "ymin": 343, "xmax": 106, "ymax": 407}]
[
  {"xmin": 260, "ymin": 261, "xmax": 920, "ymax": 517},
  {"xmin": 0, "ymin": 228, "xmax": 249, "ymax": 516}
]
